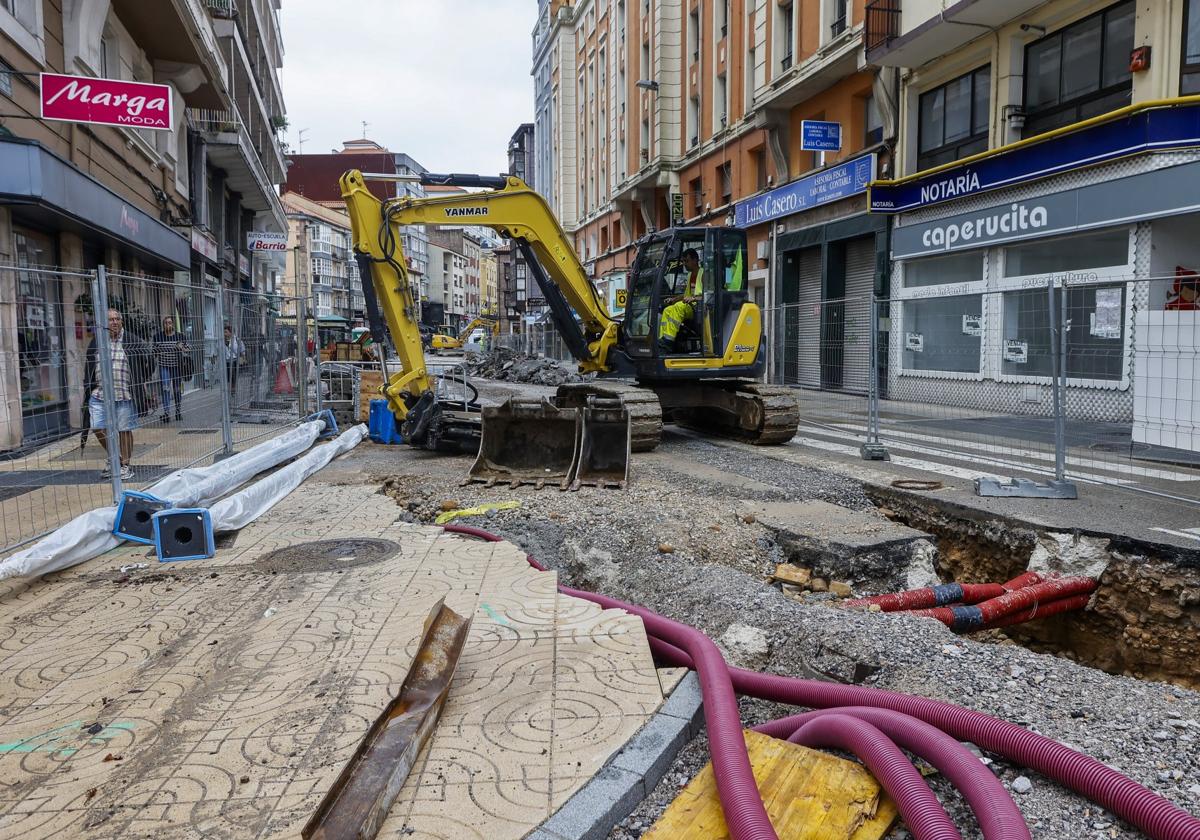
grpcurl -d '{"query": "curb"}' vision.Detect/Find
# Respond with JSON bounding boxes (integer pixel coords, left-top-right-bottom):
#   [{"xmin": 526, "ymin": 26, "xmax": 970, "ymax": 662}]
[{"xmin": 530, "ymin": 671, "xmax": 704, "ymax": 840}]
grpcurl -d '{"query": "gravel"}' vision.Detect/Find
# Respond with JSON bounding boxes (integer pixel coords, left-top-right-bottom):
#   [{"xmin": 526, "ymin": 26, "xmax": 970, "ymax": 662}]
[{"xmin": 323, "ymin": 378, "xmax": 1200, "ymax": 839}]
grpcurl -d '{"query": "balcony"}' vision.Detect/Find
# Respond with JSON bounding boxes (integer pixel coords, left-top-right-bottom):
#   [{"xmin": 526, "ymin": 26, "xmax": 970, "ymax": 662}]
[
  {"xmin": 864, "ymin": 0, "xmax": 900, "ymax": 54},
  {"xmin": 187, "ymin": 108, "xmax": 286, "ymax": 228},
  {"xmin": 206, "ymin": 0, "xmax": 237, "ymax": 19},
  {"xmin": 866, "ymin": 0, "xmax": 1048, "ymax": 67}
]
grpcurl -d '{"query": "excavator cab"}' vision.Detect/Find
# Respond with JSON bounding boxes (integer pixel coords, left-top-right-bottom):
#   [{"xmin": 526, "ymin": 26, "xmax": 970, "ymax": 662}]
[{"xmin": 623, "ymin": 227, "xmax": 751, "ymax": 367}]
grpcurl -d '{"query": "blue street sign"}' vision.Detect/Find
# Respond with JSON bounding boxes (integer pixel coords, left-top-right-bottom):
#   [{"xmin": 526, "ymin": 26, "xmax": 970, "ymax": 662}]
[
  {"xmin": 801, "ymin": 120, "xmax": 842, "ymax": 152},
  {"xmin": 734, "ymin": 154, "xmax": 875, "ymax": 228}
]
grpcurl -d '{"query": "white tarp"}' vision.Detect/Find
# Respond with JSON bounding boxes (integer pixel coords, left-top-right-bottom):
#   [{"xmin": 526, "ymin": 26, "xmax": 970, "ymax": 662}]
[
  {"xmin": 209, "ymin": 425, "xmax": 367, "ymax": 533},
  {"xmin": 0, "ymin": 420, "xmax": 327, "ymax": 580}
]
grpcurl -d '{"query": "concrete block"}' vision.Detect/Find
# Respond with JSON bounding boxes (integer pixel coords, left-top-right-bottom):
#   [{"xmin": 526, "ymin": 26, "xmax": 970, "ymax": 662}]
[
  {"xmin": 612, "ymin": 709, "xmax": 691, "ymax": 793},
  {"xmin": 540, "ymin": 765, "xmax": 645, "ymax": 840},
  {"xmin": 657, "ymin": 671, "xmax": 704, "ymax": 736}
]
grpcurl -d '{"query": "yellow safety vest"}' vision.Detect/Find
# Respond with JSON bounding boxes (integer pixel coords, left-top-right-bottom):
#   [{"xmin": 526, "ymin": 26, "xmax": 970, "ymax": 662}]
[{"xmin": 687, "ymin": 267, "xmax": 704, "ymax": 297}]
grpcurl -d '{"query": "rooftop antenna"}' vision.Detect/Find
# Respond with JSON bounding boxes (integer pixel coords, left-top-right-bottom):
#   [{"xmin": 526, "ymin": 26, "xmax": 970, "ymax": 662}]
[
  {"xmin": 362, "ymin": 120, "xmax": 370, "ymax": 139},
  {"xmin": 297, "ymin": 128, "xmax": 309, "ymax": 154}
]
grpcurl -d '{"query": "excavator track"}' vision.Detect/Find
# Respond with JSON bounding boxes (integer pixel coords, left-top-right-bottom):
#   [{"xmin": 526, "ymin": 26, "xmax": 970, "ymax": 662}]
[
  {"xmin": 670, "ymin": 382, "xmax": 800, "ymax": 446},
  {"xmin": 556, "ymin": 381, "xmax": 663, "ymax": 452}
]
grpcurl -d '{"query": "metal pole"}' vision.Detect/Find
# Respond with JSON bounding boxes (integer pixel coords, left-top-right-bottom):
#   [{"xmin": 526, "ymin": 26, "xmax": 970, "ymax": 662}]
[
  {"xmin": 1048, "ymin": 280, "xmax": 1066, "ymax": 482},
  {"xmin": 312, "ymin": 288, "xmax": 323, "ymax": 415},
  {"xmin": 215, "ymin": 287, "xmax": 234, "ymax": 456},
  {"xmin": 860, "ymin": 296, "xmax": 890, "ymax": 461},
  {"xmin": 1054, "ymin": 283, "xmax": 1070, "ymax": 483},
  {"xmin": 296, "ymin": 297, "xmax": 308, "ymax": 418},
  {"xmin": 91, "ymin": 267, "xmax": 124, "ymax": 500}
]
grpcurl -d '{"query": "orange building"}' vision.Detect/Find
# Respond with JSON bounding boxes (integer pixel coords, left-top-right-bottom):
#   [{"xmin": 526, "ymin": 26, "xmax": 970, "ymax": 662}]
[{"xmin": 533, "ymin": 0, "xmax": 892, "ymax": 384}]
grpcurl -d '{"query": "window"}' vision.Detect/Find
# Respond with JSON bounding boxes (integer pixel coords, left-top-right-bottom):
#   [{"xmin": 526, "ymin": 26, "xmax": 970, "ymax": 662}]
[
  {"xmin": 719, "ymin": 162, "xmax": 732, "ymax": 205},
  {"xmin": 1022, "ymin": 1, "xmax": 1134, "ymax": 138},
  {"xmin": 690, "ymin": 176, "xmax": 703, "ymax": 214},
  {"xmin": 1, "ymin": 0, "xmax": 40, "ymax": 61},
  {"xmin": 779, "ymin": 3, "xmax": 794, "ymax": 71},
  {"xmin": 829, "ymin": 0, "xmax": 848, "ymax": 39},
  {"xmin": 689, "ymin": 9, "xmax": 700, "ymax": 62},
  {"xmin": 715, "ymin": 73, "xmax": 727, "ymax": 127},
  {"xmin": 1000, "ymin": 285, "xmax": 1126, "ymax": 380},
  {"xmin": 865, "ymin": 93, "xmax": 883, "ymax": 146},
  {"xmin": 753, "ymin": 148, "xmax": 768, "ymax": 191},
  {"xmin": 918, "ymin": 66, "xmax": 990, "ymax": 171},
  {"xmin": 688, "ymin": 95, "xmax": 700, "ymax": 146},
  {"xmin": 1183, "ymin": 0, "xmax": 1200, "ymax": 93},
  {"xmin": 1002, "ymin": 229, "xmax": 1130, "ymax": 278},
  {"xmin": 719, "ymin": 0, "xmax": 729, "ymax": 37},
  {"xmin": 903, "ymin": 295, "xmax": 983, "ymax": 373},
  {"xmin": 904, "ymin": 250, "xmax": 985, "ymax": 288}
]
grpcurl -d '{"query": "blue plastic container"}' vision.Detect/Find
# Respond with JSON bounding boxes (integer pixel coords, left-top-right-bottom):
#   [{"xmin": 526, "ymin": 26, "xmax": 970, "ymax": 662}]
[{"xmin": 369, "ymin": 399, "xmax": 403, "ymax": 445}]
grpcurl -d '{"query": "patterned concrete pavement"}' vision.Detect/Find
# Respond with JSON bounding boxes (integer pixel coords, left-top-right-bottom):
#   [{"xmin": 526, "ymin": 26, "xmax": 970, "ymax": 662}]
[{"xmin": 0, "ymin": 482, "xmax": 673, "ymax": 839}]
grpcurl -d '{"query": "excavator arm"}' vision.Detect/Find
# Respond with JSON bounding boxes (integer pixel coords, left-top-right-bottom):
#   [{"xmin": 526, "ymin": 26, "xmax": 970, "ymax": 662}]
[{"xmin": 339, "ymin": 169, "xmax": 618, "ymax": 401}]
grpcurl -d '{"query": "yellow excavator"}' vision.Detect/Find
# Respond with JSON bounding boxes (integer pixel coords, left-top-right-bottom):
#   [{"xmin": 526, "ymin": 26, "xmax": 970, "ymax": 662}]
[
  {"xmin": 429, "ymin": 316, "xmax": 501, "ymax": 352},
  {"xmin": 340, "ymin": 170, "xmax": 798, "ymax": 485}
]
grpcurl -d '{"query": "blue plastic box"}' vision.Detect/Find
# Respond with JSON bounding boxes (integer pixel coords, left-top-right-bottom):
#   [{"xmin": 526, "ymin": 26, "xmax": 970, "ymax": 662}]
[{"xmin": 152, "ymin": 508, "xmax": 216, "ymax": 562}]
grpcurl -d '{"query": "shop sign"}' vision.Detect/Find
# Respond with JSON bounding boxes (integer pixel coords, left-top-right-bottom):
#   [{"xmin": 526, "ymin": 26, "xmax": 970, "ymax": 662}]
[
  {"xmin": 800, "ymin": 120, "xmax": 842, "ymax": 152},
  {"xmin": 892, "ymin": 160, "xmax": 1200, "ymax": 259},
  {"xmin": 905, "ymin": 332, "xmax": 924, "ymax": 353},
  {"xmin": 239, "ymin": 253, "xmax": 250, "ymax": 276},
  {"xmin": 41, "ymin": 73, "xmax": 172, "ymax": 130},
  {"xmin": 871, "ymin": 102, "xmax": 1200, "ymax": 213},
  {"xmin": 961, "ymin": 315, "xmax": 983, "ymax": 337},
  {"xmin": 670, "ymin": 193, "xmax": 685, "ymax": 225},
  {"xmin": 734, "ymin": 154, "xmax": 875, "ymax": 228},
  {"xmin": 247, "ymin": 231, "xmax": 288, "ymax": 252},
  {"xmin": 615, "ymin": 288, "xmax": 628, "ymax": 310},
  {"xmin": 191, "ymin": 228, "xmax": 218, "ymax": 261}
]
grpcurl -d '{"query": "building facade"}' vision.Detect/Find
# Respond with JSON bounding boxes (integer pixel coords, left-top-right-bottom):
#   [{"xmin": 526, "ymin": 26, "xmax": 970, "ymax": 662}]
[
  {"xmin": 281, "ymin": 192, "xmax": 363, "ymax": 326},
  {"xmin": 868, "ymin": 0, "xmax": 1200, "ymax": 443},
  {"xmin": 532, "ymin": 0, "xmax": 890, "ymax": 389},
  {"xmin": 0, "ymin": 0, "xmax": 286, "ymax": 449}
]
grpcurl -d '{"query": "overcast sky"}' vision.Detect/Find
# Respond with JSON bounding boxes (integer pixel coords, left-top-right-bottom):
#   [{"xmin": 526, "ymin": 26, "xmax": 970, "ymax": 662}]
[{"xmin": 280, "ymin": 0, "xmax": 534, "ymax": 175}]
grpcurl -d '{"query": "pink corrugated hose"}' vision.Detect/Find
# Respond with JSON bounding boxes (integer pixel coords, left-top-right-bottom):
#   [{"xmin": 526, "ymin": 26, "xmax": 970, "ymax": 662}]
[{"xmin": 441, "ymin": 524, "xmax": 1200, "ymax": 840}]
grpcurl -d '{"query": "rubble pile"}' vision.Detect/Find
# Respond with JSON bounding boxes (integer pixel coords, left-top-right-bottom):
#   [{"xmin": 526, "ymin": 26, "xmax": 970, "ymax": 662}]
[{"xmin": 464, "ymin": 347, "xmax": 587, "ymax": 387}]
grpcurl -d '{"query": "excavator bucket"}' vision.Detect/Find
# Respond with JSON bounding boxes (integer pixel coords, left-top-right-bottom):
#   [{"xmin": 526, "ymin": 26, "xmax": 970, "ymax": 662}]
[
  {"xmin": 571, "ymin": 397, "xmax": 631, "ymax": 490},
  {"xmin": 467, "ymin": 398, "xmax": 581, "ymax": 490}
]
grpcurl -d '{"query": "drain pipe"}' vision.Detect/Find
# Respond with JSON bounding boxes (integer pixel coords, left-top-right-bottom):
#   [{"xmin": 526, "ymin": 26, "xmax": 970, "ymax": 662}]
[{"xmin": 440, "ymin": 525, "xmax": 1200, "ymax": 840}]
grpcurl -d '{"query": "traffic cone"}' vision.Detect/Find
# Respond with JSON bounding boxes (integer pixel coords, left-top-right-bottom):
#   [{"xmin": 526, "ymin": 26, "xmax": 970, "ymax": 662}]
[{"xmin": 274, "ymin": 359, "xmax": 294, "ymax": 395}]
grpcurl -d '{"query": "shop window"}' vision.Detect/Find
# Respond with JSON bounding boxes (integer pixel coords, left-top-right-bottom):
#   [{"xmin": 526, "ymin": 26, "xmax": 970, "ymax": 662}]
[
  {"xmin": 918, "ymin": 66, "xmax": 990, "ymax": 171},
  {"xmin": 1001, "ymin": 285, "xmax": 1126, "ymax": 381},
  {"xmin": 1002, "ymin": 229, "xmax": 1130, "ymax": 278},
  {"xmin": 902, "ymin": 295, "xmax": 983, "ymax": 374},
  {"xmin": 903, "ymin": 250, "xmax": 985, "ymax": 289},
  {"xmin": 1023, "ymin": 1, "xmax": 1134, "ymax": 138},
  {"xmin": 1184, "ymin": 0, "xmax": 1200, "ymax": 93}
]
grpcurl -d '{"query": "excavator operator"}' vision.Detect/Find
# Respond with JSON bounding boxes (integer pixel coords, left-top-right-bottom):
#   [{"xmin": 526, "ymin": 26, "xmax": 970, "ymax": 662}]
[{"xmin": 657, "ymin": 247, "xmax": 705, "ymax": 354}]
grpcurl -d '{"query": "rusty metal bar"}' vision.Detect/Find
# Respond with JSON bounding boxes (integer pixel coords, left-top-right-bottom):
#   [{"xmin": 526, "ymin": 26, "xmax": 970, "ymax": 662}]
[{"xmin": 303, "ymin": 599, "xmax": 471, "ymax": 840}]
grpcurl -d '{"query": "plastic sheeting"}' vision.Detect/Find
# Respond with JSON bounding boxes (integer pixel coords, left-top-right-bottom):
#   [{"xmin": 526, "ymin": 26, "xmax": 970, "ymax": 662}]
[
  {"xmin": 0, "ymin": 421, "xmax": 327, "ymax": 581},
  {"xmin": 209, "ymin": 425, "xmax": 367, "ymax": 533}
]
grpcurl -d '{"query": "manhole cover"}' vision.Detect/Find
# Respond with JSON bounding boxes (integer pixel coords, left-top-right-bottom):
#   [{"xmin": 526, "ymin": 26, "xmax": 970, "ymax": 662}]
[{"xmin": 253, "ymin": 538, "xmax": 400, "ymax": 574}]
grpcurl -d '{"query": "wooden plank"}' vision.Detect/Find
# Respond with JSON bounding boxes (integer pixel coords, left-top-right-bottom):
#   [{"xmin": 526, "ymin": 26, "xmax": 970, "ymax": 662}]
[
  {"xmin": 645, "ymin": 729, "xmax": 898, "ymax": 840},
  {"xmin": 359, "ymin": 371, "xmax": 384, "ymax": 421}
]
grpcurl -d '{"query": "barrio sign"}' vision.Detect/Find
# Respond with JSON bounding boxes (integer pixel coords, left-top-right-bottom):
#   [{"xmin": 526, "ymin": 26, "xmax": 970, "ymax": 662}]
[
  {"xmin": 247, "ymin": 231, "xmax": 288, "ymax": 252},
  {"xmin": 40, "ymin": 73, "xmax": 173, "ymax": 130}
]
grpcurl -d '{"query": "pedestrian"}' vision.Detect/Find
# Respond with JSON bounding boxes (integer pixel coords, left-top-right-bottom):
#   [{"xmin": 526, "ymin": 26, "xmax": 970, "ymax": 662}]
[
  {"xmin": 224, "ymin": 324, "xmax": 245, "ymax": 396},
  {"xmin": 85, "ymin": 308, "xmax": 154, "ymax": 480},
  {"xmin": 154, "ymin": 316, "xmax": 190, "ymax": 423}
]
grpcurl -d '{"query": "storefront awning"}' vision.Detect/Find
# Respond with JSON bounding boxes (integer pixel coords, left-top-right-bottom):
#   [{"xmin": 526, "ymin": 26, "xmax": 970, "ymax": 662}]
[{"xmin": 0, "ymin": 139, "xmax": 190, "ymax": 271}]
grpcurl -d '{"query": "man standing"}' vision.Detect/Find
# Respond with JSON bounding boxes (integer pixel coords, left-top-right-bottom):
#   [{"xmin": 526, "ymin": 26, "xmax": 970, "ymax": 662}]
[
  {"xmin": 86, "ymin": 309, "xmax": 153, "ymax": 480},
  {"xmin": 154, "ymin": 316, "xmax": 189, "ymax": 423},
  {"xmin": 224, "ymin": 324, "xmax": 244, "ymax": 397}
]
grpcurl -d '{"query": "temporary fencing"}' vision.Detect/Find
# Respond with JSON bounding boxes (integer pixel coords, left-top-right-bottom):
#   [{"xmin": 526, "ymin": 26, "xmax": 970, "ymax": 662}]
[
  {"xmin": 0, "ymin": 264, "xmax": 315, "ymax": 556},
  {"xmin": 767, "ymin": 275, "xmax": 1200, "ymax": 503}
]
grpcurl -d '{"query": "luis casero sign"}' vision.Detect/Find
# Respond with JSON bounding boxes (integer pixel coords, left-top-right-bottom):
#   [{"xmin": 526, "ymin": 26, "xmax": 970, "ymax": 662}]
[
  {"xmin": 247, "ymin": 231, "xmax": 288, "ymax": 252},
  {"xmin": 40, "ymin": 73, "xmax": 172, "ymax": 131},
  {"xmin": 734, "ymin": 154, "xmax": 875, "ymax": 228}
]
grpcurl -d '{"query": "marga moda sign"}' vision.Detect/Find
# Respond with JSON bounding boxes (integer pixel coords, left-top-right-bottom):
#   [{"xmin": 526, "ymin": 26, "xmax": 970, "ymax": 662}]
[{"xmin": 40, "ymin": 73, "xmax": 172, "ymax": 130}]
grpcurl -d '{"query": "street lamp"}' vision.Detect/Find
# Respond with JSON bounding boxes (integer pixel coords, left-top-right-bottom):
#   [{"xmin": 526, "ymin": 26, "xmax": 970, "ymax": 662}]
[{"xmin": 635, "ymin": 79, "xmax": 659, "ymax": 91}]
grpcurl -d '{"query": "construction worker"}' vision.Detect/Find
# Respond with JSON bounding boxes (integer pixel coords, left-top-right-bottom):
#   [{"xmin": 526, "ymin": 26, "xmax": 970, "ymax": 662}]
[{"xmin": 657, "ymin": 248, "xmax": 705, "ymax": 354}]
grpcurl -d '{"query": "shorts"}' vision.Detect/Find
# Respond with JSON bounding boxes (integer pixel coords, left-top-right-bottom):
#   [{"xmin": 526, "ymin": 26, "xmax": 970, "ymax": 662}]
[{"xmin": 89, "ymin": 395, "xmax": 138, "ymax": 432}]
